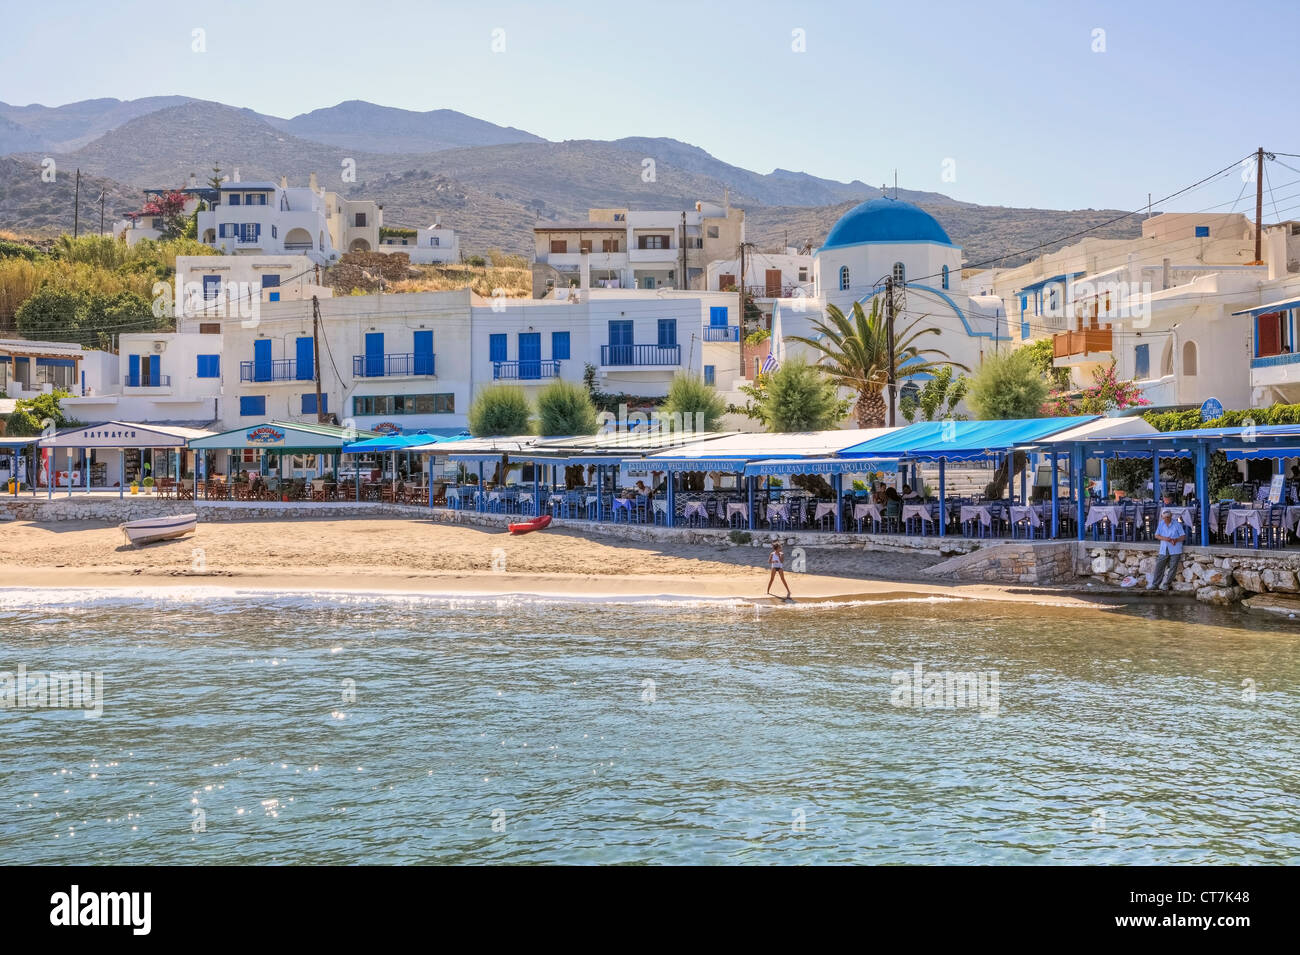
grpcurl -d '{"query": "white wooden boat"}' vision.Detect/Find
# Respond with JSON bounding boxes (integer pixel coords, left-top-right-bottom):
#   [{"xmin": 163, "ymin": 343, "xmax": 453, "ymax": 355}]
[{"xmin": 119, "ymin": 513, "xmax": 197, "ymax": 546}]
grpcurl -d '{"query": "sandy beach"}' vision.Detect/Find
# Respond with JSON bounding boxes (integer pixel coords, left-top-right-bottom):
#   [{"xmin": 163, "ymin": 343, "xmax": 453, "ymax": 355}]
[{"xmin": 0, "ymin": 516, "xmax": 1125, "ymax": 608}]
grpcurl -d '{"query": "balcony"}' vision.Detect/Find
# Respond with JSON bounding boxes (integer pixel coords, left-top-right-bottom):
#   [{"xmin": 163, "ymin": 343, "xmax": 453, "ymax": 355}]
[
  {"xmin": 600, "ymin": 344, "xmax": 681, "ymax": 367},
  {"xmin": 283, "ymin": 242, "xmax": 314, "ymax": 252},
  {"xmin": 743, "ymin": 283, "xmax": 799, "ymax": 299},
  {"xmin": 702, "ymin": 325, "xmax": 740, "ymax": 342},
  {"xmin": 494, "ymin": 360, "xmax": 561, "ymax": 380},
  {"xmin": 352, "ymin": 353, "xmax": 436, "ymax": 378},
  {"xmin": 1250, "ymin": 350, "xmax": 1300, "ymax": 390},
  {"xmin": 1250, "ymin": 351, "xmax": 1300, "ymax": 369},
  {"xmin": 1052, "ymin": 328, "xmax": 1112, "ymax": 364},
  {"xmin": 240, "ymin": 359, "xmax": 300, "ymax": 383},
  {"xmin": 125, "ymin": 374, "xmax": 171, "ymax": 388}
]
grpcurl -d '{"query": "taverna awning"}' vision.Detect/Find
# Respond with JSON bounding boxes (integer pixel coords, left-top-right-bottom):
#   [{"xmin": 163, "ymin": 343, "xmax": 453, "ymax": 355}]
[
  {"xmin": 342, "ymin": 432, "xmax": 464, "ymax": 454},
  {"xmin": 838, "ymin": 416, "xmax": 1097, "ymax": 461},
  {"xmin": 439, "ymin": 434, "xmax": 542, "ymax": 464},
  {"xmin": 39, "ymin": 421, "xmax": 214, "ymax": 449},
  {"xmin": 187, "ymin": 421, "xmax": 377, "ymax": 451},
  {"xmin": 1071, "ymin": 423, "xmax": 1300, "ymax": 460},
  {"xmin": 1231, "ymin": 296, "xmax": 1300, "ymax": 317},
  {"xmin": 742, "ymin": 456, "xmax": 899, "ymax": 476},
  {"xmin": 639, "ymin": 427, "xmax": 897, "ymax": 471}
]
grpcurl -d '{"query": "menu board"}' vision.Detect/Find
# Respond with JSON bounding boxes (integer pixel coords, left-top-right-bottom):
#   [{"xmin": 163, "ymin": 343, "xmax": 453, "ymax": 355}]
[{"xmin": 1268, "ymin": 474, "xmax": 1285, "ymax": 504}]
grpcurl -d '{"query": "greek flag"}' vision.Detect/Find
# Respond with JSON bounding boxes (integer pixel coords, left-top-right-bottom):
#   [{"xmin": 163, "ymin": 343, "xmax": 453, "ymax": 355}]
[{"xmin": 762, "ymin": 303, "xmax": 785, "ymax": 375}]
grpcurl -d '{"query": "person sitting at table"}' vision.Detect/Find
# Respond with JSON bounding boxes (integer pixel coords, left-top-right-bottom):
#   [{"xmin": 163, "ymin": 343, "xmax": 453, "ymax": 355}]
[
  {"xmin": 872, "ymin": 482, "xmax": 888, "ymax": 505},
  {"xmin": 884, "ymin": 485, "xmax": 903, "ymax": 524},
  {"xmin": 901, "ymin": 483, "xmax": 920, "ymax": 500},
  {"xmin": 1149, "ymin": 508, "xmax": 1187, "ymax": 592},
  {"xmin": 634, "ymin": 480, "xmax": 651, "ymax": 497}
]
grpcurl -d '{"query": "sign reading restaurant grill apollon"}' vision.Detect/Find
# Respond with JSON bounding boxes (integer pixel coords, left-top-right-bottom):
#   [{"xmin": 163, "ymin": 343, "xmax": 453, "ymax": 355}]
[{"xmin": 246, "ymin": 426, "xmax": 286, "ymax": 445}]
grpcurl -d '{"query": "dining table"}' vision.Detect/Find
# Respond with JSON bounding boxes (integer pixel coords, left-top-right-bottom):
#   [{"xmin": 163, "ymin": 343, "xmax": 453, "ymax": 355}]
[
  {"xmin": 683, "ymin": 500, "xmax": 709, "ymax": 522},
  {"xmin": 1009, "ymin": 504, "xmax": 1043, "ymax": 528},
  {"xmin": 1223, "ymin": 507, "xmax": 1263, "ymax": 539},
  {"xmin": 854, "ymin": 502, "xmax": 883, "ymax": 524},
  {"xmin": 959, "ymin": 504, "xmax": 994, "ymax": 528}
]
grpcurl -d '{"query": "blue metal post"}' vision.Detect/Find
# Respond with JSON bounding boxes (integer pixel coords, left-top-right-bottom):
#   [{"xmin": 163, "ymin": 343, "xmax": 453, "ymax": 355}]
[
  {"xmin": 1050, "ymin": 450, "xmax": 1060, "ymax": 538},
  {"xmin": 1019, "ymin": 453, "xmax": 1027, "ymax": 505},
  {"xmin": 1075, "ymin": 448, "xmax": 1086, "ymax": 541},
  {"xmin": 478, "ymin": 462, "xmax": 484, "ymax": 511},
  {"xmin": 938, "ymin": 459, "xmax": 946, "ymax": 537},
  {"xmin": 532, "ymin": 465, "xmax": 540, "ymax": 516},
  {"xmin": 1100, "ymin": 458, "xmax": 1108, "ymax": 500},
  {"xmin": 833, "ymin": 472, "xmax": 843, "ymax": 533},
  {"xmin": 67, "ymin": 449, "xmax": 73, "ymax": 498},
  {"xmin": 667, "ymin": 471, "xmax": 675, "ymax": 527},
  {"xmin": 85, "ymin": 450, "xmax": 90, "ymax": 493},
  {"xmin": 119, "ymin": 453, "xmax": 124, "ymax": 500},
  {"xmin": 1152, "ymin": 452, "xmax": 1160, "ymax": 502},
  {"xmin": 428, "ymin": 455, "xmax": 434, "ymax": 510},
  {"xmin": 746, "ymin": 473, "xmax": 755, "ymax": 530},
  {"xmin": 1195, "ymin": 442, "xmax": 1210, "ymax": 546}
]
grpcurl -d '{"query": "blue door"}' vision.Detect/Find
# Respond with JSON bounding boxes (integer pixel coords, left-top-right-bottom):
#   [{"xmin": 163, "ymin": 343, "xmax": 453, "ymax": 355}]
[
  {"xmin": 413, "ymin": 330, "xmax": 434, "ymax": 375},
  {"xmin": 128, "ymin": 354, "xmax": 140, "ymax": 388},
  {"xmin": 519, "ymin": 332, "xmax": 541, "ymax": 379},
  {"xmin": 296, "ymin": 336, "xmax": 314, "ymax": 380},
  {"xmin": 253, "ymin": 339, "xmax": 272, "ymax": 382},
  {"xmin": 365, "ymin": 332, "xmax": 384, "ymax": 377},
  {"xmin": 608, "ymin": 321, "xmax": 633, "ymax": 365}
]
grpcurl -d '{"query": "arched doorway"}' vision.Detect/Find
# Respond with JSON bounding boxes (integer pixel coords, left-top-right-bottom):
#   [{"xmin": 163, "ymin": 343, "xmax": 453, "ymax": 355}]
[
  {"xmin": 284, "ymin": 227, "xmax": 312, "ymax": 252},
  {"xmin": 349, "ymin": 238, "xmax": 371, "ymax": 253}
]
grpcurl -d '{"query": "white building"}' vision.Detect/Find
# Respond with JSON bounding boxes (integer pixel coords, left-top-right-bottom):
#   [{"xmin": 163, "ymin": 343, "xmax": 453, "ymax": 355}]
[
  {"xmin": 196, "ymin": 173, "xmax": 382, "ymax": 265},
  {"xmin": 532, "ymin": 201, "xmax": 745, "ymax": 296},
  {"xmin": 376, "ymin": 222, "xmax": 460, "ymax": 264},
  {"xmin": 172, "ymin": 255, "xmax": 333, "ymax": 334},
  {"xmin": 61, "ymin": 332, "xmax": 223, "ymax": 426},
  {"xmin": 0, "ymin": 338, "xmax": 87, "ymax": 399}
]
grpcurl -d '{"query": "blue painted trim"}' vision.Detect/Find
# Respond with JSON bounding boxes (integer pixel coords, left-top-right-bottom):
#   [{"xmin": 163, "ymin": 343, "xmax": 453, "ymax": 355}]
[{"xmin": 857, "ymin": 283, "xmax": 1011, "ymax": 341}]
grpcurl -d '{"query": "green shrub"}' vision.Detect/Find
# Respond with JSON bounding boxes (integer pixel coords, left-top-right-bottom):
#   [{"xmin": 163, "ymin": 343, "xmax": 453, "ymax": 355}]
[
  {"xmin": 751, "ymin": 356, "xmax": 845, "ymax": 432},
  {"xmin": 467, "ymin": 384, "xmax": 532, "ymax": 436},
  {"xmin": 967, "ymin": 348, "xmax": 1048, "ymax": 420},
  {"xmin": 660, "ymin": 373, "xmax": 728, "ymax": 431},
  {"xmin": 536, "ymin": 379, "xmax": 599, "ymax": 436}
]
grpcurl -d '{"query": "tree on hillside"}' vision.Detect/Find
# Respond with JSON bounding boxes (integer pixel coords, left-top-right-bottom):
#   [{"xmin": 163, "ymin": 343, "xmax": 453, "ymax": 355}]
[
  {"xmin": 789, "ymin": 299, "xmax": 964, "ymax": 428},
  {"xmin": 967, "ymin": 347, "xmax": 1048, "ymax": 420}
]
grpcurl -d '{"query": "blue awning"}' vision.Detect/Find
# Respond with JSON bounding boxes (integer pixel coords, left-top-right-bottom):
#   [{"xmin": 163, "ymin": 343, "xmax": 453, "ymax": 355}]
[
  {"xmin": 742, "ymin": 457, "xmax": 898, "ymax": 476},
  {"xmin": 651, "ymin": 458, "xmax": 751, "ymax": 473},
  {"xmin": 1231, "ymin": 297, "xmax": 1300, "ymax": 317},
  {"xmin": 1016, "ymin": 272, "xmax": 1084, "ymax": 294},
  {"xmin": 343, "ymin": 432, "xmax": 449, "ymax": 454},
  {"xmin": 838, "ymin": 416, "xmax": 1097, "ymax": 461}
]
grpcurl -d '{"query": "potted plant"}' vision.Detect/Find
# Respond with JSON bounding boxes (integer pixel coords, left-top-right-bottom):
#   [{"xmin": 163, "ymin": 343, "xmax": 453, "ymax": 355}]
[
  {"xmin": 142, "ymin": 476, "xmax": 155, "ymax": 495},
  {"xmin": 130, "ymin": 480, "xmax": 139, "ymax": 495}
]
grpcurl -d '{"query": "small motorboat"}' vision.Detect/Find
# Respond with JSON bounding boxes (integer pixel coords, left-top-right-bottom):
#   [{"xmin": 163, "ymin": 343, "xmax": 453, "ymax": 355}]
[
  {"xmin": 508, "ymin": 514, "xmax": 552, "ymax": 535},
  {"xmin": 119, "ymin": 513, "xmax": 198, "ymax": 546}
]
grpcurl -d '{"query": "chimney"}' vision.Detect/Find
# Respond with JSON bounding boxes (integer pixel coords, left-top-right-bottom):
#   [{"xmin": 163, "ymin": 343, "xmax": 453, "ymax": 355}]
[
  {"xmin": 188, "ymin": 173, "xmax": 197, "ymax": 188},
  {"xmin": 309, "ymin": 172, "xmax": 319, "ymax": 191},
  {"xmin": 580, "ymin": 252, "xmax": 591, "ymax": 294},
  {"xmin": 1267, "ymin": 226, "xmax": 1287, "ymax": 281},
  {"xmin": 280, "ymin": 175, "xmax": 288, "ymax": 189},
  {"xmin": 232, "ymin": 167, "xmax": 240, "ymax": 183},
  {"xmin": 1161, "ymin": 257, "xmax": 1171, "ymax": 290}
]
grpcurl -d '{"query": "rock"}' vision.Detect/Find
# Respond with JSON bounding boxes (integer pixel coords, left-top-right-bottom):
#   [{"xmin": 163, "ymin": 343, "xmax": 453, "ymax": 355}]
[
  {"xmin": 1235, "ymin": 569, "xmax": 1264, "ymax": 592},
  {"xmin": 1196, "ymin": 586, "xmax": 1241, "ymax": 605},
  {"xmin": 1262, "ymin": 569, "xmax": 1299, "ymax": 593},
  {"xmin": 1091, "ymin": 555, "xmax": 1115, "ymax": 574},
  {"xmin": 1201, "ymin": 568, "xmax": 1231, "ymax": 587},
  {"xmin": 1242, "ymin": 593, "xmax": 1300, "ymax": 618},
  {"xmin": 1221, "ymin": 558, "xmax": 1233, "ymax": 571},
  {"xmin": 1138, "ymin": 557, "xmax": 1156, "ymax": 575}
]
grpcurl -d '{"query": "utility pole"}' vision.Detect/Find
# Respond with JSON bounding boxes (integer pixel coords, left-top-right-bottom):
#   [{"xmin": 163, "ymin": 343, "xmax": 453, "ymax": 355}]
[
  {"xmin": 98, "ymin": 189, "xmax": 106, "ymax": 236},
  {"xmin": 680, "ymin": 211, "xmax": 687, "ymax": 290},
  {"xmin": 885, "ymin": 276, "xmax": 897, "ymax": 427},
  {"xmin": 311, "ymin": 295, "xmax": 326, "ymax": 423},
  {"xmin": 1253, "ymin": 146, "xmax": 1265, "ymax": 264},
  {"xmin": 737, "ymin": 241, "xmax": 749, "ymax": 373},
  {"xmin": 73, "ymin": 169, "xmax": 81, "ymax": 239}
]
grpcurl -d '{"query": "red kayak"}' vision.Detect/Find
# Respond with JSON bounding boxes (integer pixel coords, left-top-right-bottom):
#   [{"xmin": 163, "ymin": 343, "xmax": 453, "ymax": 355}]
[{"xmin": 508, "ymin": 514, "xmax": 552, "ymax": 535}]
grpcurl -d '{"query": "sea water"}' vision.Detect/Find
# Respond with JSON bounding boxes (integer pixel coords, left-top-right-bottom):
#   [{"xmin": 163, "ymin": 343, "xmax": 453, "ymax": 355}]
[{"xmin": 0, "ymin": 587, "xmax": 1295, "ymax": 864}]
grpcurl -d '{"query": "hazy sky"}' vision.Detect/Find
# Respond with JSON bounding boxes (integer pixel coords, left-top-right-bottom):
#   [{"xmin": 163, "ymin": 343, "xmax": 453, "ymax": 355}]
[{"xmin": 3, "ymin": 0, "xmax": 1298, "ymax": 214}]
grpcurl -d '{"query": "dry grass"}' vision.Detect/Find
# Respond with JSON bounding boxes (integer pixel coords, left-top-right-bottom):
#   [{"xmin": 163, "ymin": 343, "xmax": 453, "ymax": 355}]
[{"xmin": 388, "ymin": 264, "xmax": 532, "ymax": 298}]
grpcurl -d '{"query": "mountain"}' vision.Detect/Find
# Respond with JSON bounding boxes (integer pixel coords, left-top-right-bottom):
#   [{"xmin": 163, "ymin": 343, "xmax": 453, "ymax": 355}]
[
  {"xmin": 0, "ymin": 156, "xmax": 139, "ymax": 237},
  {"xmin": 262, "ymin": 100, "xmax": 545, "ymax": 153},
  {"xmin": 0, "ymin": 96, "xmax": 195, "ymax": 152}
]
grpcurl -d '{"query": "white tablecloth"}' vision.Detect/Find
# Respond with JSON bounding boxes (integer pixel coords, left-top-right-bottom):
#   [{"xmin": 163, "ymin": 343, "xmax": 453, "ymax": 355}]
[
  {"xmin": 1084, "ymin": 505, "xmax": 1121, "ymax": 529},
  {"xmin": 767, "ymin": 502, "xmax": 791, "ymax": 523},
  {"xmin": 960, "ymin": 505, "xmax": 993, "ymax": 527},
  {"xmin": 902, "ymin": 503, "xmax": 931, "ymax": 524},
  {"xmin": 814, "ymin": 502, "xmax": 837, "ymax": 521},
  {"xmin": 726, "ymin": 502, "xmax": 749, "ymax": 522},
  {"xmin": 652, "ymin": 499, "xmax": 668, "ymax": 514},
  {"xmin": 1166, "ymin": 506, "xmax": 1197, "ymax": 530},
  {"xmin": 1285, "ymin": 506, "xmax": 1300, "ymax": 533},
  {"xmin": 1224, "ymin": 508, "xmax": 1263, "ymax": 537},
  {"xmin": 1010, "ymin": 505, "xmax": 1042, "ymax": 527},
  {"xmin": 854, "ymin": 502, "xmax": 882, "ymax": 523},
  {"xmin": 519, "ymin": 491, "xmax": 533, "ymax": 504}
]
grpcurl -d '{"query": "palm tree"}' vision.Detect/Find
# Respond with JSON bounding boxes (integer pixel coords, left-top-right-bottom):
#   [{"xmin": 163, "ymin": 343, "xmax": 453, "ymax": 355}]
[{"xmin": 788, "ymin": 299, "xmax": 967, "ymax": 428}]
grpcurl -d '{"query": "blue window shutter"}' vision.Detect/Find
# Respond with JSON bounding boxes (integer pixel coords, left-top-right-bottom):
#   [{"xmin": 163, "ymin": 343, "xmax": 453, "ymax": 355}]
[
  {"xmin": 302, "ymin": 393, "xmax": 327, "ymax": 415},
  {"xmin": 489, "ymin": 334, "xmax": 507, "ymax": 363},
  {"xmin": 296, "ymin": 337, "xmax": 314, "ymax": 380},
  {"xmin": 204, "ymin": 275, "xmax": 220, "ymax": 299},
  {"xmin": 269, "ymin": 292, "xmax": 280, "ymax": 302},
  {"xmin": 229, "ymin": 193, "xmax": 240, "ymax": 206},
  {"xmin": 709, "ymin": 306, "xmax": 728, "ymax": 327},
  {"xmin": 262, "ymin": 274, "xmax": 280, "ymax": 288},
  {"xmin": 658, "ymin": 319, "xmax": 677, "ymax": 347},
  {"xmin": 197, "ymin": 354, "xmax": 220, "ymax": 378},
  {"xmin": 1195, "ymin": 225, "xmax": 1209, "ymax": 237},
  {"xmin": 128, "ymin": 354, "xmax": 140, "ymax": 387},
  {"xmin": 240, "ymin": 395, "xmax": 265, "ymax": 416},
  {"xmin": 413, "ymin": 330, "xmax": 434, "ymax": 374},
  {"xmin": 704, "ymin": 364, "xmax": 715, "ymax": 386},
  {"xmin": 551, "ymin": 331, "xmax": 570, "ymax": 360}
]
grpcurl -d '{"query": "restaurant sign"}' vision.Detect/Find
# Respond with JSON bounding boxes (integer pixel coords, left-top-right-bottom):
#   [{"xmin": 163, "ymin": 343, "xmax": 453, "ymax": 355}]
[
  {"xmin": 373, "ymin": 422, "xmax": 402, "ymax": 435},
  {"xmin": 246, "ymin": 426, "xmax": 286, "ymax": 445}
]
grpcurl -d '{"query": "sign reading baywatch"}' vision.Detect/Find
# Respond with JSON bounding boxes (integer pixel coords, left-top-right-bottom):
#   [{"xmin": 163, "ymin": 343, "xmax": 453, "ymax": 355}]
[{"xmin": 246, "ymin": 426, "xmax": 286, "ymax": 445}]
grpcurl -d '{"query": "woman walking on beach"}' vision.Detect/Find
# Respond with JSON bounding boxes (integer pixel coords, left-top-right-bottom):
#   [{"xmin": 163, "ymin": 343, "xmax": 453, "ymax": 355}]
[{"xmin": 767, "ymin": 541, "xmax": 792, "ymax": 600}]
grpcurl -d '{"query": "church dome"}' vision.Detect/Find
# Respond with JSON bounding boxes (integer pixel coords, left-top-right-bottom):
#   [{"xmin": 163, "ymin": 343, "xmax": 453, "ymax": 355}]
[{"xmin": 821, "ymin": 197, "xmax": 953, "ymax": 249}]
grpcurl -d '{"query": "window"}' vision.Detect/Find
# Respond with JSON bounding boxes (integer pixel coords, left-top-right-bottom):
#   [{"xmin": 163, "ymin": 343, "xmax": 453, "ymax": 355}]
[
  {"xmin": 269, "ymin": 292, "xmax": 280, "ymax": 302},
  {"xmin": 151, "ymin": 218, "xmax": 162, "ymax": 230},
  {"xmin": 295, "ymin": 337, "xmax": 314, "ymax": 381},
  {"xmin": 203, "ymin": 275, "xmax": 220, "ymax": 300},
  {"xmin": 941, "ymin": 265, "xmax": 950, "ymax": 290},
  {"xmin": 246, "ymin": 192, "xmax": 266, "ymax": 205},
  {"xmin": 218, "ymin": 223, "xmax": 235, "ymax": 238},
  {"xmin": 1195, "ymin": 225, "xmax": 1210, "ymax": 237},
  {"xmin": 430, "ymin": 236, "xmax": 439, "ymax": 247},
  {"xmin": 353, "ymin": 393, "xmax": 454, "ymax": 416},
  {"xmin": 552, "ymin": 331, "xmax": 570, "ymax": 360},
  {"xmin": 638, "ymin": 234, "xmax": 669, "ymax": 250},
  {"xmin": 1182, "ymin": 340, "xmax": 1198, "ymax": 376},
  {"xmin": 239, "ymin": 222, "xmax": 260, "ymax": 243},
  {"xmin": 658, "ymin": 319, "xmax": 677, "ymax": 348},
  {"xmin": 1134, "ymin": 343, "xmax": 1150, "ymax": 379},
  {"xmin": 707, "ymin": 225, "xmax": 719, "ymax": 238},
  {"xmin": 355, "ymin": 213, "xmax": 367, "ymax": 227},
  {"xmin": 550, "ymin": 239, "xmax": 567, "ymax": 254},
  {"xmin": 892, "ymin": 261, "xmax": 906, "ymax": 285},
  {"xmin": 489, "ymin": 334, "xmax": 507, "ymax": 363},
  {"xmin": 798, "ymin": 268, "xmax": 808, "ymax": 282},
  {"xmin": 601, "ymin": 239, "xmax": 619, "ymax": 253},
  {"xmin": 271, "ymin": 225, "xmax": 277, "ymax": 239},
  {"xmin": 579, "ymin": 240, "xmax": 593, "ymax": 254},
  {"xmin": 718, "ymin": 273, "xmax": 736, "ymax": 290},
  {"xmin": 261, "ymin": 274, "xmax": 280, "ymax": 288},
  {"xmin": 839, "ymin": 266, "xmax": 850, "ymax": 291},
  {"xmin": 704, "ymin": 364, "xmax": 715, "ymax": 386},
  {"xmin": 200, "ymin": 323, "xmax": 221, "ymax": 335},
  {"xmin": 709, "ymin": 305, "xmax": 729, "ymax": 327},
  {"xmin": 240, "ymin": 395, "xmax": 266, "ymax": 416},
  {"xmin": 228, "ymin": 193, "xmax": 241, "ymax": 206},
  {"xmin": 301, "ymin": 393, "xmax": 329, "ymax": 415},
  {"xmin": 196, "ymin": 355, "xmax": 220, "ymax": 378}
]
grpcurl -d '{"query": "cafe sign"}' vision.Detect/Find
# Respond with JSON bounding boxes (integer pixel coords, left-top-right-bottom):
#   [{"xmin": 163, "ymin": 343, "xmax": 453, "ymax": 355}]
[
  {"xmin": 246, "ymin": 426, "xmax": 286, "ymax": 445},
  {"xmin": 373, "ymin": 422, "xmax": 402, "ymax": 435}
]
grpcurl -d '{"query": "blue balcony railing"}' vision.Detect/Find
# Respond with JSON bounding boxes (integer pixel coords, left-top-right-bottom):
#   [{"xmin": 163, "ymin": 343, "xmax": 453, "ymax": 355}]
[
  {"xmin": 703, "ymin": 325, "xmax": 740, "ymax": 342},
  {"xmin": 125, "ymin": 374, "xmax": 171, "ymax": 387},
  {"xmin": 239, "ymin": 359, "xmax": 299, "ymax": 382},
  {"xmin": 600, "ymin": 344, "xmax": 681, "ymax": 367},
  {"xmin": 1250, "ymin": 352, "xmax": 1300, "ymax": 369},
  {"xmin": 352, "ymin": 353, "xmax": 436, "ymax": 377},
  {"xmin": 494, "ymin": 360, "xmax": 561, "ymax": 380}
]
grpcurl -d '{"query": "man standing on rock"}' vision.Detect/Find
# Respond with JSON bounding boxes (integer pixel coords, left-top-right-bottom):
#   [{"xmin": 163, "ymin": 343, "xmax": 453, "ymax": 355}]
[{"xmin": 1150, "ymin": 508, "xmax": 1187, "ymax": 591}]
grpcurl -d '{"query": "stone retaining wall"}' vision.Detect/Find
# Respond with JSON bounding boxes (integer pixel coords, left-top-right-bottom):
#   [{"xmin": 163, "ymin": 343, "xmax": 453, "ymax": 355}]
[
  {"xmin": 1078, "ymin": 542, "xmax": 1300, "ymax": 605},
  {"xmin": 922, "ymin": 541, "xmax": 1077, "ymax": 585},
  {"xmin": 0, "ymin": 498, "xmax": 414, "ymax": 523}
]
